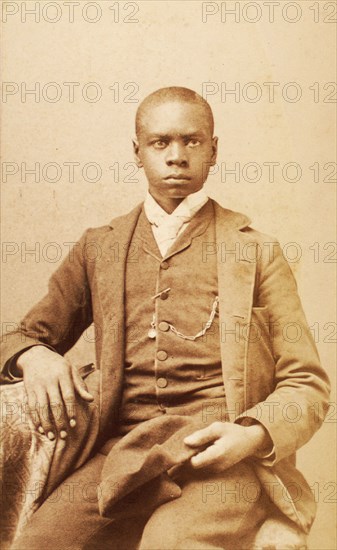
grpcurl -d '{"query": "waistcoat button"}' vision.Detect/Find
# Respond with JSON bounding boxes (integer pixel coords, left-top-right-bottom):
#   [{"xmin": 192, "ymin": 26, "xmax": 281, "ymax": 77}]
[
  {"xmin": 160, "ymin": 292, "xmax": 169, "ymax": 300},
  {"xmin": 158, "ymin": 321, "xmax": 170, "ymax": 332},
  {"xmin": 160, "ymin": 261, "xmax": 169, "ymax": 270},
  {"xmin": 157, "ymin": 377, "xmax": 168, "ymax": 388},
  {"xmin": 157, "ymin": 350, "xmax": 168, "ymax": 361}
]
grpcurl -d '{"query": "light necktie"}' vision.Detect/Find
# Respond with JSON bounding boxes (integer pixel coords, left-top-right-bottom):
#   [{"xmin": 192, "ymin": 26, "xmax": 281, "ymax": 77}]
[{"xmin": 151, "ymin": 214, "xmax": 191, "ymax": 256}]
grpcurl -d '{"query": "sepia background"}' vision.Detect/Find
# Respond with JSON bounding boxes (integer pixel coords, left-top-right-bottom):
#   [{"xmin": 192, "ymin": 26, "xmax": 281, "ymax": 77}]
[{"xmin": 1, "ymin": 1, "xmax": 336, "ymax": 547}]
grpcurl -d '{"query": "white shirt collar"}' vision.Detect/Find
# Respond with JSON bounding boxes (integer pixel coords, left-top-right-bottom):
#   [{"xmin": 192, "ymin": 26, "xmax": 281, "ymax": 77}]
[{"xmin": 144, "ymin": 188, "xmax": 209, "ymax": 226}]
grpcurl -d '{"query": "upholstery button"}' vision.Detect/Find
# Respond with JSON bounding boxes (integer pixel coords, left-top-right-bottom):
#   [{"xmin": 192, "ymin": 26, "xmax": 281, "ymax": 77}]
[
  {"xmin": 160, "ymin": 261, "xmax": 169, "ymax": 270},
  {"xmin": 160, "ymin": 292, "xmax": 169, "ymax": 300},
  {"xmin": 158, "ymin": 321, "xmax": 170, "ymax": 332},
  {"xmin": 157, "ymin": 350, "xmax": 168, "ymax": 361},
  {"xmin": 157, "ymin": 377, "xmax": 168, "ymax": 388}
]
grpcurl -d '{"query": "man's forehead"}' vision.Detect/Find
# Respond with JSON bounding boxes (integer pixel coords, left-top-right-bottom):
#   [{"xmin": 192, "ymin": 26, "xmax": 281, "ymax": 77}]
[{"xmin": 141, "ymin": 100, "xmax": 207, "ymax": 117}]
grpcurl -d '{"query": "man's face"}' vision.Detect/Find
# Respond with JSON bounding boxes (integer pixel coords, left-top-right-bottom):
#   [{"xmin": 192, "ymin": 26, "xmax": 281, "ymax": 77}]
[{"xmin": 133, "ymin": 101, "xmax": 218, "ymax": 203}]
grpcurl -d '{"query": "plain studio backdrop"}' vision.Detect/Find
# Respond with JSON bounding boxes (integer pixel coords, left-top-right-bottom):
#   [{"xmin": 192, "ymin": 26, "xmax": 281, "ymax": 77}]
[{"xmin": 1, "ymin": 1, "xmax": 336, "ymax": 548}]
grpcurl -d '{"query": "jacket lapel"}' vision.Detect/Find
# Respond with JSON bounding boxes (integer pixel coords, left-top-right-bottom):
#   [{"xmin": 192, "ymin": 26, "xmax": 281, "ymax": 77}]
[
  {"xmin": 213, "ymin": 201, "xmax": 257, "ymax": 420},
  {"xmin": 96, "ymin": 204, "xmax": 142, "ymax": 433}
]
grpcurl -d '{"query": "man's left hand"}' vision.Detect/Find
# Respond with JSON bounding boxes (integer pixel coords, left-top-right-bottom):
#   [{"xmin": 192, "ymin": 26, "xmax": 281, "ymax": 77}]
[{"xmin": 184, "ymin": 421, "xmax": 271, "ymax": 471}]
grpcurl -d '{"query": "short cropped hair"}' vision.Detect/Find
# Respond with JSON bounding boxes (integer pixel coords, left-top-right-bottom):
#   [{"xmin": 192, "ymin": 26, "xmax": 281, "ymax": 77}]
[{"xmin": 135, "ymin": 87, "xmax": 214, "ymax": 137}]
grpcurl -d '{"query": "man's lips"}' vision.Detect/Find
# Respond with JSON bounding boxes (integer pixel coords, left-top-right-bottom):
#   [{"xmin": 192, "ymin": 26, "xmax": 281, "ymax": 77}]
[{"xmin": 164, "ymin": 175, "xmax": 192, "ymax": 181}]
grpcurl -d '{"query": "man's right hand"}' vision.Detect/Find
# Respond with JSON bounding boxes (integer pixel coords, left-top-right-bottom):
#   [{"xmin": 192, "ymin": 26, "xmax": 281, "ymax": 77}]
[{"xmin": 16, "ymin": 345, "xmax": 94, "ymax": 440}]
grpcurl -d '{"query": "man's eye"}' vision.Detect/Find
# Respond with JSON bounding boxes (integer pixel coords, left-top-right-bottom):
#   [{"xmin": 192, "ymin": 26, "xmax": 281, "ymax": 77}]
[
  {"xmin": 153, "ymin": 140, "xmax": 167, "ymax": 149},
  {"xmin": 188, "ymin": 139, "xmax": 200, "ymax": 147}
]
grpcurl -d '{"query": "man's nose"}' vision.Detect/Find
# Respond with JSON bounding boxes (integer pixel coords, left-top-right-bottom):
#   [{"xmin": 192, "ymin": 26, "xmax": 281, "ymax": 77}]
[{"xmin": 165, "ymin": 142, "xmax": 188, "ymax": 167}]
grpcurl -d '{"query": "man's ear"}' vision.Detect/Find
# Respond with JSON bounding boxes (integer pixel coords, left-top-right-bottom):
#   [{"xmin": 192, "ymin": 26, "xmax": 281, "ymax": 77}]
[
  {"xmin": 132, "ymin": 138, "xmax": 143, "ymax": 168},
  {"xmin": 210, "ymin": 136, "xmax": 218, "ymax": 166}
]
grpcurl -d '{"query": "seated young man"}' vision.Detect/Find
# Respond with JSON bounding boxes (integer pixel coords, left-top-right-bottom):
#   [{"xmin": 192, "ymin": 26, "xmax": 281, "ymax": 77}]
[{"xmin": 1, "ymin": 87, "xmax": 330, "ymax": 549}]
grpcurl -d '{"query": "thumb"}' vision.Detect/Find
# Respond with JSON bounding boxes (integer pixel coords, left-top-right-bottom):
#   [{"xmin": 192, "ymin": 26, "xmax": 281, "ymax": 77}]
[{"xmin": 72, "ymin": 368, "xmax": 94, "ymax": 401}]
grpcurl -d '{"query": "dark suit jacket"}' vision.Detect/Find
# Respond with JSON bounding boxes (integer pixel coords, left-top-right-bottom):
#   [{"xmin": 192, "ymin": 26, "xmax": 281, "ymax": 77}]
[{"xmin": 0, "ymin": 199, "xmax": 330, "ymax": 532}]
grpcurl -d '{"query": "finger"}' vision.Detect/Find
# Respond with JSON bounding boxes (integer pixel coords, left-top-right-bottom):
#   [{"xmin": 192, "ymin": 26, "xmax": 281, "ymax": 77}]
[
  {"xmin": 34, "ymin": 388, "xmax": 56, "ymax": 440},
  {"xmin": 25, "ymin": 388, "xmax": 42, "ymax": 430},
  {"xmin": 184, "ymin": 422, "xmax": 225, "ymax": 447},
  {"xmin": 47, "ymin": 386, "xmax": 69, "ymax": 439},
  {"xmin": 72, "ymin": 368, "xmax": 94, "ymax": 402},
  {"xmin": 59, "ymin": 374, "xmax": 77, "ymax": 424},
  {"xmin": 190, "ymin": 443, "xmax": 224, "ymax": 469}
]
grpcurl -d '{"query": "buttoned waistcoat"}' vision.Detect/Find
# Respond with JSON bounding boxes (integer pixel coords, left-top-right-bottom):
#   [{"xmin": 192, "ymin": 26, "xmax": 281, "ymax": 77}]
[
  {"xmin": 120, "ymin": 202, "xmax": 225, "ymax": 432},
  {"xmin": 0, "ymin": 199, "xmax": 331, "ymax": 533}
]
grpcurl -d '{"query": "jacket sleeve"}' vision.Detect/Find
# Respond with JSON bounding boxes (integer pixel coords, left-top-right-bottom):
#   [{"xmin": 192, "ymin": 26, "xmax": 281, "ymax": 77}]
[
  {"xmin": 237, "ymin": 238, "xmax": 331, "ymax": 466},
  {"xmin": 0, "ymin": 230, "xmax": 93, "ymax": 384}
]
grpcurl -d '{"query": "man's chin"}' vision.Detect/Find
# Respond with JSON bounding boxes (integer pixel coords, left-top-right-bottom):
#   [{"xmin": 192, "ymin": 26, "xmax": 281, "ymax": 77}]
[{"xmin": 154, "ymin": 183, "xmax": 203, "ymax": 199}]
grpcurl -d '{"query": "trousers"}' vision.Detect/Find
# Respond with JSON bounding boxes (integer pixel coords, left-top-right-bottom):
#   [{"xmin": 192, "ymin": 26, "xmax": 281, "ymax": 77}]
[{"xmin": 11, "ymin": 450, "xmax": 271, "ymax": 550}]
